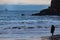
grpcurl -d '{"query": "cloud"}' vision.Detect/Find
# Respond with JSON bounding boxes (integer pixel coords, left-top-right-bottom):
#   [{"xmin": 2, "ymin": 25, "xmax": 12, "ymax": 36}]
[{"xmin": 0, "ymin": 0, "xmax": 51, "ymax": 5}]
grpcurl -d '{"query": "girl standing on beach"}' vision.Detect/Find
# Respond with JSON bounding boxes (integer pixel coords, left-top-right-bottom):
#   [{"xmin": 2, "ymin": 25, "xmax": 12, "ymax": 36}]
[{"xmin": 51, "ymin": 25, "xmax": 55, "ymax": 36}]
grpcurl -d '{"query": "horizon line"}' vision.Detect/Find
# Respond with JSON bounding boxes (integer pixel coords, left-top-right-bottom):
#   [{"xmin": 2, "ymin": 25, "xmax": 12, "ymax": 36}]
[{"xmin": 0, "ymin": 4, "xmax": 50, "ymax": 5}]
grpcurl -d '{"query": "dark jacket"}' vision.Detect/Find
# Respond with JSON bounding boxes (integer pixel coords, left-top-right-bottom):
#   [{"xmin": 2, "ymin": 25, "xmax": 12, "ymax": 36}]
[{"xmin": 51, "ymin": 25, "xmax": 55, "ymax": 33}]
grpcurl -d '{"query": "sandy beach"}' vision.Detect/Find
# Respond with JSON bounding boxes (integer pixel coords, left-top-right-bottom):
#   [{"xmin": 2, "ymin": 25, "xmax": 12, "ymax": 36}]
[{"xmin": 41, "ymin": 34, "xmax": 60, "ymax": 40}]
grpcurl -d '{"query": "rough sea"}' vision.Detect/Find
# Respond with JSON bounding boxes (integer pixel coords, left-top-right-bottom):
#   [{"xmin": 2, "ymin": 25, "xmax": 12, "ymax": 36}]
[{"xmin": 0, "ymin": 5, "xmax": 60, "ymax": 38}]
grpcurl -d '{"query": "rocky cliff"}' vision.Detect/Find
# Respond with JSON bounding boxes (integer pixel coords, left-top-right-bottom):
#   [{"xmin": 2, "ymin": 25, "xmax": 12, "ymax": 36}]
[{"xmin": 32, "ymin": 0, "xmax": 60, "ymax": 16}]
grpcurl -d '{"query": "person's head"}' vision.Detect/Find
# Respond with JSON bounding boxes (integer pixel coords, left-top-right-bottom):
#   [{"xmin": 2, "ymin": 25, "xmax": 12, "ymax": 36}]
[
  {"xmin": 52, "ymin": 25, "xmax": 54, "ymax": 26},
  {"xmin": 51, "ymin": 25, "xmax": 55, "ymax": 28}
]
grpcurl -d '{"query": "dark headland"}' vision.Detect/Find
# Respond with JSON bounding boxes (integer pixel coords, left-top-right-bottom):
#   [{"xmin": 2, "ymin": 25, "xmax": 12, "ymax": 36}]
[{"xmin": 32, "ymin": 0, "xmax": 60, "ymax": 16}]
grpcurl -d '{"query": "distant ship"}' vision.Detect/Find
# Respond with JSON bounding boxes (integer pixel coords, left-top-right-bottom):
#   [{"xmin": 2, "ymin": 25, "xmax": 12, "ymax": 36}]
[{"xmin": 5, "ymin": 8, "xmax": 8, "ymax": 11}]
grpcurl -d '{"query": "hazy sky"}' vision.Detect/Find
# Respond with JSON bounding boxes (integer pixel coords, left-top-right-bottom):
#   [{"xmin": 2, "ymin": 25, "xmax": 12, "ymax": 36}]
[{"xmin": 0, "ymin": 0, "xmax": 51, "ymax": 5}]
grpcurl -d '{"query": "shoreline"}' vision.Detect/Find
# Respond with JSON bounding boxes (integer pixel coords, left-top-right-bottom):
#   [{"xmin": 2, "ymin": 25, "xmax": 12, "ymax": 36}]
[{"xmin": 0, "ymin": 34, "xmax": 60, "ymax": 40}]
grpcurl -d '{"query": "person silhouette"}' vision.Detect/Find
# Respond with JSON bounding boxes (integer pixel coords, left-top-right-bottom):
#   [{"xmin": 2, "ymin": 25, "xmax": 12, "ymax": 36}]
[{"xmin": 50, "ymin": 25, "xmax": 55, "ymax": 36}]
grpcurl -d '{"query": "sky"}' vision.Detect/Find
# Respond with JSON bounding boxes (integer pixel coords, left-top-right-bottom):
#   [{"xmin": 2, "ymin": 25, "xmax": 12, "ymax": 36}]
[{"xmin": 0, "ymin": 0, "xmax": 51, "ymax": 5}]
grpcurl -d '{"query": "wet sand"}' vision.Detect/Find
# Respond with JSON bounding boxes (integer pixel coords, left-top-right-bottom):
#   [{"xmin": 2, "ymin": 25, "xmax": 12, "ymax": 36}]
[
  {"xmin": 0, "ymin": 37, "xmax": 41, "ymax": 40},
  {"xmin": 0, "ymin": 34, "xmax": 60, "ymax": 40},
  {"xmin": 41, "ymin": 34, "xmax": 60, "ymax": 40}
]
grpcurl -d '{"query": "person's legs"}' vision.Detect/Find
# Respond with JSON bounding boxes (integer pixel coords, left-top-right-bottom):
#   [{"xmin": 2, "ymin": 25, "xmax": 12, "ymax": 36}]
[
  {"xmin": 51, "ymin": 33, "xmax": 54, "ymax": 40},
  {"xmin": 52, "ymin": 33, "xmax": 54, "ymax": 36}
]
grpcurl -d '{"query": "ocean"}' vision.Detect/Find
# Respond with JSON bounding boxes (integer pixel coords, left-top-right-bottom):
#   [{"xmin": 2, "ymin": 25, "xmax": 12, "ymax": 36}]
[{"xmin": 0, "ymin": 5, "xmax": 60, "ymax": 38}]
